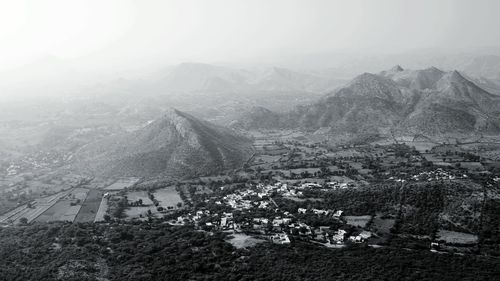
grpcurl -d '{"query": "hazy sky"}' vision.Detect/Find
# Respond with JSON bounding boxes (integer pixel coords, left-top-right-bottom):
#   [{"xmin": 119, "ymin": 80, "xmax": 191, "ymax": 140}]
[{"xmin": 0, "ymin": 0, "xmax": 499, "ymax": 71}]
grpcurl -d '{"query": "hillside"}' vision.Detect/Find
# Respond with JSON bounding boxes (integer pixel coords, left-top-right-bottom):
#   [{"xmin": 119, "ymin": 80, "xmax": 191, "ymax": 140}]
[
  {"xmin": 239, "ymin": 66, "xmax": 500, "ymax": 137},
  {"xmin": 70, "ymin": 109, "xmax": 253, "ymax": 178}
]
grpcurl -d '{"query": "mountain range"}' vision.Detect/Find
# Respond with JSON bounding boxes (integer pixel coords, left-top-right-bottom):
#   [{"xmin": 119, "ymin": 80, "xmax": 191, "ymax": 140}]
[
  {"xmin": 157, "ymin": 63, "xmax": 344, "ymax": 94},
  {"xmin": 237, "ymin": 66, "xmax": 500, "ymax": 137}
]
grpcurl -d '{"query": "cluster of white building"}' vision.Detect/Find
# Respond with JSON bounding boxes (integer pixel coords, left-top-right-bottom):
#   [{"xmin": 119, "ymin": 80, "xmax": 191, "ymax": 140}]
[{"xmin": 389, "ymin": 168, "xmax": 468, "ymax": 183}]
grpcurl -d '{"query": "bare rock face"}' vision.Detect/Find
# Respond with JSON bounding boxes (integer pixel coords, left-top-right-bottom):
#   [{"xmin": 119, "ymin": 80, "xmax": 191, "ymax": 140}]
[{"xmin": 71, "ymin": 109, "xmax": 253, "ymax": 178}]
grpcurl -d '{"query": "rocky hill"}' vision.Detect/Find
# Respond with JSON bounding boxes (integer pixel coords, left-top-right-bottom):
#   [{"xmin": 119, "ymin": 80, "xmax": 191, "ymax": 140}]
[{"xmin": 70, "ymin": 109, "xmax": 253, "ymax": 178}]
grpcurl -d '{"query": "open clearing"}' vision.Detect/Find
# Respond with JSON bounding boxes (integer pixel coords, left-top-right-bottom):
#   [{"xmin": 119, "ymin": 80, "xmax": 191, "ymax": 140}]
[
  {"xmin": 371, "ymin": 215, "xmax": 395, "ymax": 235},
  {"xmin": 227, "ymin": 233, "xmax": 266, "ymax": 249},
  {"xmin": 436, "ymin": 230, "xmax": 478, "ymax": 245},
  {"xmin": 345, "ymin": 215, "xmax": 372, "ymax": 228}
]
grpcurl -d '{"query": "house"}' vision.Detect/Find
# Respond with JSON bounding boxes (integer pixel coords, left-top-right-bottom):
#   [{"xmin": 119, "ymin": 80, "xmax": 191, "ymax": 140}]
[
  {"xmin": 430, "ymin": 242, "xmax": 440, "ymax": 252},
  {"xmin": 271, "ymin": 233, "xmax": 291, "ymax": 244},
  {"xmin": 301, "ymin": 183, "xmax": 321, "ymax": 189},
  {"xmin": 221, "ymin": 217, "xmax": 228, "ymax": 227},
  {"xmin": 273, "ymin": 217, "xmax": 291, "ymax": 226},
  {"xmin": 312, "ymin": 209, "xmax": 329, "ymax": 216},
  {"xmin": 333, "ymin": 210, "xmax": 343, "ymax": 218},
  {"xmin": 349, "ymin": 231, "xmax": 371, "ymax": 243},
  {"xmin": 359, "ymin": 231, "xmax": 372, "ymax": 240},
  {"xmin": 326, "ymin": 181, "xmax": 339, "ymax": 188},
  {"xmin": 177, "ymin": 216, "xmax": 188, "ymax": 224},
  {"xmin": 331, "ymin": 229, "xmax": 346, "ymax": 244},
  {"xmin": 298, "ymin": 208, "xmax": 307, "ymax": 214},
  {"xmin": 258, "ymin": 201, "xmax": 269, "ymax": 209}
]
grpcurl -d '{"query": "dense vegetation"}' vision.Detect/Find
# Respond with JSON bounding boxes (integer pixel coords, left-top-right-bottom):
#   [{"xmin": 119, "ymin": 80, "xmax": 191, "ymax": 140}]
[{"xmin": 0, "ymin": 222, "xmax": 499, "ymax": 281}]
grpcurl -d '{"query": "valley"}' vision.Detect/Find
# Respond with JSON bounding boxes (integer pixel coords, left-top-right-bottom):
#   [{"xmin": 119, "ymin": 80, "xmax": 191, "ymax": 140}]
[
  {"xmin": 1, "ymin": 64, "xmax": 500, "ymax": 280},
  {"xmin": 2, "ymin": 127, "xmax": 500, "ymax": 257}
]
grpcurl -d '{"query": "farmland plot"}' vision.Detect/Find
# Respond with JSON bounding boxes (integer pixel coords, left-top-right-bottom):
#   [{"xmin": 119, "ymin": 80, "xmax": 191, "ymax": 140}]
[
  {"xmin": 125, "ymin": 191, "xmax": 156, "ymax": 219},
  {"xmin": 345, "ymin": 215, "xmax": 372, "ymax": 228},
  {"xmin": 0, "ymin": 190, "xmax": 71, "ymax": 224},
  {"xmin": 436, "ymin": 230, "xmax": 478, "ymax": 245},
  {"xmin": 34, "ymin": 188, "xmax": 89, "ymax": 223},
  {"xmin": 74, "ymin": 189, "xmax": 104, "ymax": 223},
  {"xmin": 104, "ymin": 177, "xmax": 140, "ymax": 191},
  {"xmin": 154, "ymin": 187, "xmax": 183, "ymax": 209}
]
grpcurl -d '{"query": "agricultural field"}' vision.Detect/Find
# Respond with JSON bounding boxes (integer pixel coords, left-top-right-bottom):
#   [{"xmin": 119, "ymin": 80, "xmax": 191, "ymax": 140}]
[
  {"xmin": 153, "ymin": 187, "xmax": 183, "ymax": 209},
  {"xmin": 34, "ymin": 188, "xmax": 89, "ymax": 223},
  {"xmin": 94, "ymin": 192, "xmax": 115, "ymax": 222},
  {"xmin": 74, "ymin": 189, "xmax": 104, "ymax": 223},
  {"xmin": 436, "ymin": 230, "xmax": 478, "ymax": 245},
  {"xmin": 401, "ymin": 141, "xmax": 438, "ymax": 153},
  {"xmin": 345, "ymin": 215, "xmax": 372, "ymax": 228},
  {"xmin": 0, "ymin": 190, "xmax": 71, "ymax": 224},
  {"xmin": 125, "ymin": 191, "xmax": 156, "ymax": 219},
  {"xmin": 104, "ymin": 177, "xmax": 140, "ymax": 191},
  {"xmin": 371, "ymin": 214, "xmax": 396, "ymax": 235},
  {"xmin": 127, "ymin": 191, "xmax": 153, "ymax": 205},
  {"xmin": 253, "ymin": 155, "xmax": 282, "ymax": 164}
]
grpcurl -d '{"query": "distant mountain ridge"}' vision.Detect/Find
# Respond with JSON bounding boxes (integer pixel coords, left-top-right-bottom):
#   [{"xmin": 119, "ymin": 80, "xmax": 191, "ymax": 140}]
[
  {"xmin": 71, "ymin": 109, "xmax": 253, "ymax": 178},
  {"xmin": 157, "ymin": 62, "xmax": 343, "ymax": 94},
  {"xmin": 237, "ymin": 66, "xmax": 500, "ymax": 137}
]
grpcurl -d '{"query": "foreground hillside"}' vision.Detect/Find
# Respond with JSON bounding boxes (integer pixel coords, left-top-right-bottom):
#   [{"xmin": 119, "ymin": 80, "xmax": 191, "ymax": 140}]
[
  {"xmin": 0, "ymin": 223, "xmax": 498, "ymax": 281},
  {"xmin": 238, "ymin": 66, "xmax": 500, "ymax": 137},
  {"xmin": 70, "ymin": 109, "xmax": 253, "ymax": 179}
]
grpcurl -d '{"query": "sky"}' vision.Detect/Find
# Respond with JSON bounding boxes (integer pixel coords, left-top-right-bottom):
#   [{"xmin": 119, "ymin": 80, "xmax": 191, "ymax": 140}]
[{"xmin": 0, "ymin": 0, "xmax": 499, "ymax": 72}]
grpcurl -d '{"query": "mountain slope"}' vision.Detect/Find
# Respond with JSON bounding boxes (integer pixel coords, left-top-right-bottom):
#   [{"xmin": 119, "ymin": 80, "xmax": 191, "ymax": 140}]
[
  {"xmin": 71, "ymin": 109, "xmax": 253, "ymax": 178},
  {"xmin": 239, "ymin": 66, "xmax": 500, "ymax": 136}
]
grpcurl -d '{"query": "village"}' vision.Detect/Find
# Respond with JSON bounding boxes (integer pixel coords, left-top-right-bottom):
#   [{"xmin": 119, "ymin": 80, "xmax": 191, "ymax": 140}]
[{"xmin": 171, "ymin": 181, "xmax": 366, "ymax": 247}]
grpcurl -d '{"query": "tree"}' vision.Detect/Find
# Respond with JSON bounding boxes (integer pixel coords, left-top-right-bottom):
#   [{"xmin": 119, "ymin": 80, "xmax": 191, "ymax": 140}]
[{"xmin": 19, "ymin": 217, "xmax": 28, "ymax": 225}]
